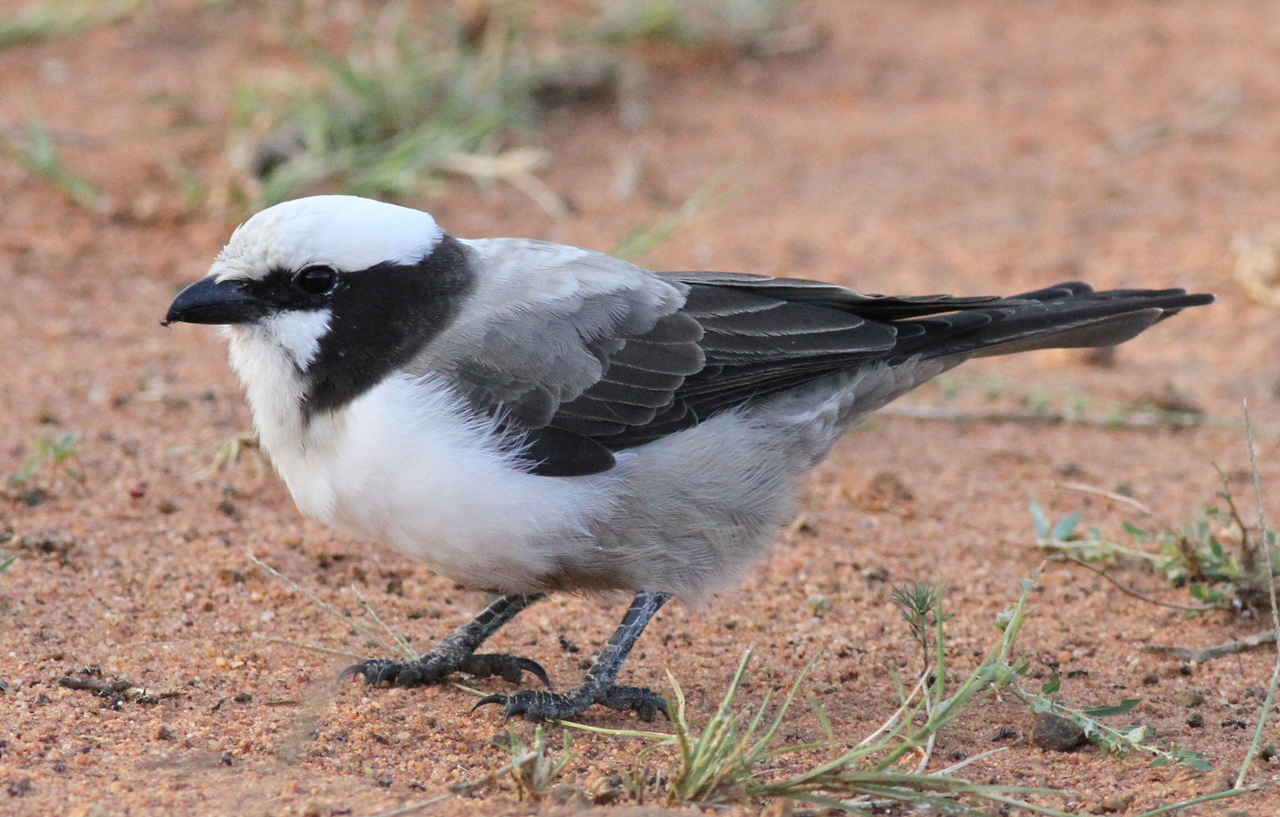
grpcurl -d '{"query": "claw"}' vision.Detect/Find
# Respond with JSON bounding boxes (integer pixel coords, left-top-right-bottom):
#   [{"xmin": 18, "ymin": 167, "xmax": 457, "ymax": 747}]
[
  {"xmin": 339, "ymin": 658, "xmax": 400, "ymax": 686},
  {"xmin": 472, "ymin": 689, "xmax": 559, "ymax": 720},
  {"xmin": 515, "ymin": 657, "xmax": 552, "ymax": 689},
  {"xmin": 337, "ymin": 664, "xmax": 364, "ymax": 683},
  {"xmin": 472, "ymin": 694, "xmax": 510, "ymax": 714}
]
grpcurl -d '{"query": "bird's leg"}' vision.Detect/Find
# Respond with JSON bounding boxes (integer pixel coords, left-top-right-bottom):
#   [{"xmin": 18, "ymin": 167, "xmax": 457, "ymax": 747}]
[
  {"xmin": 341, "ymin": 593, "xmax": 549, "ymax": 689},
  {"xmin": 475, "ymin": 591, "xmax": 671, "ymax": 722}
]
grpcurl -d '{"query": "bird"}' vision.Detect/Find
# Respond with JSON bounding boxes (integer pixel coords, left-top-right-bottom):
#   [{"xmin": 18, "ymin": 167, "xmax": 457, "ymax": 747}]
[{"xmin": 164, "ymin": 194, "xmax": 1213, "ymax": 722}]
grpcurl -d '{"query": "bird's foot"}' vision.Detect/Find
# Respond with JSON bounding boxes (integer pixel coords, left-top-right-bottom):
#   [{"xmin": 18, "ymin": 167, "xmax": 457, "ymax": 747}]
[
  {"xmin": 340, "ymin": 652, "xmax": 550, "ymax": 689},
  {"xmin": 474, "ymin": 684, "xmax": 667, "ymax": 722}
]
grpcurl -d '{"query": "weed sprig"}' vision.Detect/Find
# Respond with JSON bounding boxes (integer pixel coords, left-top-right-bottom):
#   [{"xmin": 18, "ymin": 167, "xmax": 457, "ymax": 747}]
[
  {"xmin": 1032, "ymin": 465, "xmax": 1278, "ymax": 613},
  {"xmin": 9, "ymin": 429, "xmax": 82, "ymax": 487},
  {"xmin": 233, "ymin": 3, "xmax": 541, "ymax": 207},
  {"xmin": 0, "ymin": 118, "xmax": 100, "ymax": 208}
]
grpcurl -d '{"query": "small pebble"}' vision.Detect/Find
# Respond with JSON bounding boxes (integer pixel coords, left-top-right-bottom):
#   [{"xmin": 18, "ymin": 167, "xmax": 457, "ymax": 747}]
[
  {"xmin": 1175, "ymin": 690, "xmax": 1205, "ymax": 708},
  {"xmin": 1030, "ymin": 712, "xmax": 1088, "ymax": 752},
  {"xmin": 1088, "ymin": 793, "xmax": 1135, "ymax": 814}
]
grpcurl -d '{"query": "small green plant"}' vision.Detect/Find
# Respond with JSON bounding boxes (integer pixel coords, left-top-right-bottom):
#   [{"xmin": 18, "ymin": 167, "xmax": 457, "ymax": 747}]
[
  {"xmin": 1022, "ymin": 674, "xmax": 1213, "ymax": 771},
  {"xmin": 566, "ymin": 578, "xmax": 1061, "ymax": 814},
  {"xmin": 1031, "ymin": 468, "xmax": 1278, "ymax": 612},
  {"xmin": 891, "ymin": 580, "xmax": 955, "ymax": 673},
  {"xmin": 0, "ymin": 0, "xmax": 136, "ymax": 48},
  {"xmin": 505, "ymin": 725, "xmax": 574, "ymax": 801},
  {"xmin": 1024, "ymin": 453, "xmax": 1279, "ymax": 779},
  {"xmin": 658, "ymin": 648, "xmax": 1048, "ymax": 813},
  {"xmin": 9, "ymin": 430, "xmax": 82, "ymax": 486},
  {"xmin": 560, "ymin": 573, "xmax": 1254, "ymax": 814},
  {"xmin": 1029, "ymin": 500, "xmax": 1085, "ymax": 548},
  {"xmin": 445, "ymin": 724, "xmax": 575, "ymax": 802},
  {"xmin": 0, "ymin": 117, "xmax": 100, "ymax": 208},
  {"xmin": 1147, "ymin": 469, "xmax": 1276, "ymax": 610},
  {"xmin": 0, "ymin": 555, "xmax": 15, "ymax": 574},
  {"xmin": 233, "ymin": 3, "xmax": 544, "ymax": 207}
]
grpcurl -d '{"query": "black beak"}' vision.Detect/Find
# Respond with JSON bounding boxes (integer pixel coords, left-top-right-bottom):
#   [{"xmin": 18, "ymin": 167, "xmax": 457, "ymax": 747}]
[{"xmin": 164, "ymin": 276, "xmax": 268, "ymax": 326}]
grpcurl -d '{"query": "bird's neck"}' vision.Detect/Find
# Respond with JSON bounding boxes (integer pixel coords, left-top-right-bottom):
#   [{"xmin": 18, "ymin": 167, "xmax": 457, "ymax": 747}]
[{"xmin": 226, "ymin": 326, "xmax": 333, "ymax": 463}]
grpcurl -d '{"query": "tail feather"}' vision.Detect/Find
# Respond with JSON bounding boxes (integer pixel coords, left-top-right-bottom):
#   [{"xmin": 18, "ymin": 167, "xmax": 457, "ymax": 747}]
[
  {"xmin": 890, "ymin": 285, "xmax": 1213, "ymax": 362},
  {"xmin": 966, "ymin": 308, "xmax": 1166, "ymax": 357}
]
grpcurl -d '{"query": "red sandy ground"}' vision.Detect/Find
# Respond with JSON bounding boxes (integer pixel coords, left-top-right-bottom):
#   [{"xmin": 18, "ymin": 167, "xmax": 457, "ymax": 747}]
[{"xmin": 2, "ymin": 1, "xmax": 1279, "ymax": 815}]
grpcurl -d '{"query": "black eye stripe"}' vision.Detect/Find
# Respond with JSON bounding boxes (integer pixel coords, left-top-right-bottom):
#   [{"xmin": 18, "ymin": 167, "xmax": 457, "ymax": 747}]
[{"xmin": 301, "ymin": 235, "xmax": 473, "ymax": 417}]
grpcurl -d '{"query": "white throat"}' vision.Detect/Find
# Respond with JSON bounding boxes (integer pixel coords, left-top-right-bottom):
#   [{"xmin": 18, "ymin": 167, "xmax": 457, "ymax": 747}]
[
  {"xmin": 261, "ymin": 309, "xmax": 331, "ymax": 370},
  {"xmin": 225, "ymin": 320, "xmax": 327, "ymax": 465}
]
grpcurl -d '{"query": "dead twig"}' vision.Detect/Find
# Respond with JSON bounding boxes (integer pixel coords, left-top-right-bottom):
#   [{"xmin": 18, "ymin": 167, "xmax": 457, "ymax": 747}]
[
  {"xmin": 1051, "ymin": 481, "xmax": 1154, "ymax": 518},
  {"xmin": 878, "ymin": 404, "xmax": 1210, "ymax": 430},
  {"xmin": 1236, "ymin": 401, "xmax": 1280, "ymax": 788},
  {"xmin": 1056, "ymin": 556, "xmax": 1216, "ymax": 613},
  {"xmin": 444, "ymin": 149, "xmax": 569, "ymax": 220},
  {"xmin": 349, "ymin": 582, "xmax": 417, "ymax": 661},
  {"xmin": 1106, "ymin": 82, "xmax": 1240, "ymax": 158},
  {"xmin": 255, "ymin": 635, "xmax": 367, "ymax": 661},
  {"xmin": 57, "ymin": 673, "xmax": 185, "ymax": 704},
  {"xmin": 1141, "ymin": 629, "xmax": 1276, "ymax": 663},
  {"xmin": 1213, "ymin": 463, "xmax": 1262, "ymax": 587},
  {"xmin": 248, "ymin": 553, "xmax": 406, "ymax": 659},
  {"xmin": 364, "ymin": 793, "xmax": 454, "ymax": 816}
]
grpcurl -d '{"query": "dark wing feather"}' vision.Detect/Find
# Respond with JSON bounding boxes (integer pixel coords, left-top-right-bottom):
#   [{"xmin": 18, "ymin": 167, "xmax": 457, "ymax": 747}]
[
  {"xmin": 666, "ymin": 271, "xmax": 1006, "ymax": 317},
  {"xmin": 442, "ymin": 259, "xmax": 1211, "ymax": 475},
  {"xmin": 548, "ymin": 278, "xmax": 902, "ymax": 449},
  {"xmin": 547, "ymin": 311, "xmax": 704, "ymax": 439},
  {"xmin": 543, "ymin": 275, "xmax": 1212, "ymax": 455}
]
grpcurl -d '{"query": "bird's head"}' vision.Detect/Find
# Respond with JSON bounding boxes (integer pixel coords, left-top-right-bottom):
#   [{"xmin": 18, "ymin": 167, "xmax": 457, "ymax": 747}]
[{"xmin": 165, "ymin": 195, "xmax": 473, "ymax": 415}]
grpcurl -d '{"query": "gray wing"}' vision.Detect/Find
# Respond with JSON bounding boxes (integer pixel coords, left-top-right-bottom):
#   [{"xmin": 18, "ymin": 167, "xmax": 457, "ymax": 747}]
[
  {"xmin": 407, "ymin": 239, "xmax": 710, "ymax": 474},
  {"xmin": 414, "ymin": 246, "xmax": 912, "ymax": 475},
  {"xmin": 409, "ymin": 238, "xmax": 702, "ymax": 428},
  {"xmin": 418, "ymin": 248, "xmax": 1212, "ymax": 476},
  {"xmin": 555, "ymin": 276, "xmax": 1211, "ymax": 452},
  {"xmin": 547, "ymin": 274, "xmax": 906, "ymax": 445}
]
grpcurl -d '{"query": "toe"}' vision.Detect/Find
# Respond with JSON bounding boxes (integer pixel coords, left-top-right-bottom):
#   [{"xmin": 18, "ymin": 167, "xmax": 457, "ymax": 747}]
[
  {"xmin": 472, "ymin": 689, "xmax": 568, "ymax": 721},
  {"xmin": 600, "ymin": 686, "xmax": 668, "ymax": 721},
  {"xmin": 458, "ymin": 653, "xmax": 552, "ymax": 688}
]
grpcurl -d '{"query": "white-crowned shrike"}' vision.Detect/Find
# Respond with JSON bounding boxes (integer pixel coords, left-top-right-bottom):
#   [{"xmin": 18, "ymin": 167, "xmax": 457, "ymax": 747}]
[{"xmin": 165, "ymin": 195, "xmax": 1213, "ymax": 721}]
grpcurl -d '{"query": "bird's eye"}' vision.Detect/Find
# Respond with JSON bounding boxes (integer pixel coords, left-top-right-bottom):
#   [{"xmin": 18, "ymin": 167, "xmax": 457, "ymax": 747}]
[{"xmin": 294, "ymin": 265, "xmax": 338, "ymax": 296}]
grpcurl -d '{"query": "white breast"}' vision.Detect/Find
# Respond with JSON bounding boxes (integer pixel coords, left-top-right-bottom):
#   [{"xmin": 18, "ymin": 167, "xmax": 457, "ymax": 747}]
[{"xmin": 260, "ymin": 372, "xmax": 615, "ymax": 592}]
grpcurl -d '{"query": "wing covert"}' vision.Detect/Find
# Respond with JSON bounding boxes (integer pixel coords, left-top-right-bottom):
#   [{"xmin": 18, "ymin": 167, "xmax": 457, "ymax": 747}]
[
  {"xmin": 406, "ymin": 240, "xmax": 713, "ymax": 474},
  {"xmin": 547, "ymin": 276, "xmax": 905, "ymax": 449}
]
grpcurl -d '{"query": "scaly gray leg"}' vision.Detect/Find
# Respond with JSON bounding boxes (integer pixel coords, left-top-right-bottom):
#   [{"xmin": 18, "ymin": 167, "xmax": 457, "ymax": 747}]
[
  {"xmin": 474, "ymin": 591, "xmax": 671, "ymax": 721},
  {"xmin": 341, "ymin": 593, "xmax": 549, "ymax": 689}
]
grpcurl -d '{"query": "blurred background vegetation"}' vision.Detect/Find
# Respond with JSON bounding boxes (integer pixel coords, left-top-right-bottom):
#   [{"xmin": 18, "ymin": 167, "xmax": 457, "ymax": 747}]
[{"xmin": 1, "ymin": 0, "xmax": 818, "ymax": 217}]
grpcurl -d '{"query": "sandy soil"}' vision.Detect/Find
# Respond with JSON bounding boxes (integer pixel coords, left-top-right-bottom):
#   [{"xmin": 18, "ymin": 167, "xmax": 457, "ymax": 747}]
[{"xmin": 2, "ymin": 1, "xmax": 1280, "ymax": 814}]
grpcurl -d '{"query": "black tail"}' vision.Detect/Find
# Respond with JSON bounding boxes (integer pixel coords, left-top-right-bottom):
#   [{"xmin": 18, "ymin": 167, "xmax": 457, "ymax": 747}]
[{"xmin": 888, "ymin": 282, "xmax": 1214, "ymax": 362}]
